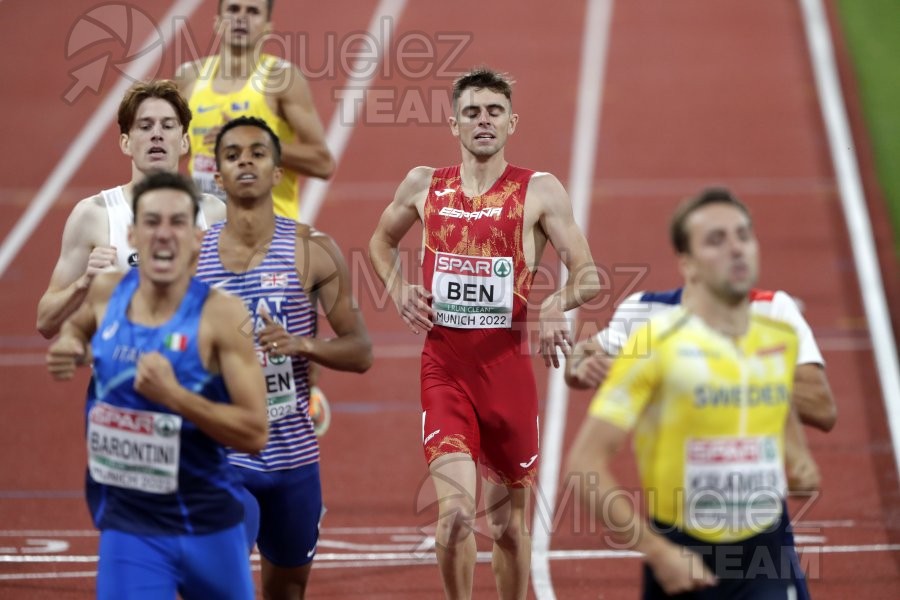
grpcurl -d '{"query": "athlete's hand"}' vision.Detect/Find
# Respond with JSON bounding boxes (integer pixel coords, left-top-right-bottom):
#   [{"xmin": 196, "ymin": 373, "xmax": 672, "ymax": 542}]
[
  {"xmin": 257, "ymin": 308, "xmax": 310, "ymax": 356},
  {"xmin": 538, "ymin": 297, "xmax": 571, "ymax": 368},
  {"xmin": 393, "ymin": 283, "xmax": 433, "ymax": 334},
  {"xmin": 573, "ymin": 351, "xmax": 613, "ymax": 388},
  {"xmin": 646, "ymin": 541, "xmax": 717, "ymax": 595},
  {"xmin": 134, "ymin": 352, "xmax": 181, "ymax": 407},
  {"xmin": 46, "ymin": 336, "xmax": 87, "ymax": 380},
  {"xmin": 77, "ymin": 246, "xmax": 118, "ymax": 289},
  {"xmin": 201, "ymin": 111, "xmax": 233, "ymax": 147},
  {"xmin": 786, "ymin": 444, "xmax": 821, "ymax": 493}
]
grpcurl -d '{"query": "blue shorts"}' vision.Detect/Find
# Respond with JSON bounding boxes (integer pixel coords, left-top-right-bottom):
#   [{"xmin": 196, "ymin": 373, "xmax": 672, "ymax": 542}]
[
  {"xmin": 96, "ymin": 523, "xmax": 254, "ymax": 600},
  {"xmin": 239, "ymin": 461, "xmax": 324, "ymax": 567},
  {"xmin": 643, "ymin": 509, "xmax": 803, "ymax": 599}
]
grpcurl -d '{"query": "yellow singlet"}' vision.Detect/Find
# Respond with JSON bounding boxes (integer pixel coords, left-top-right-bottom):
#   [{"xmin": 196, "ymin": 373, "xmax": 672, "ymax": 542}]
[
  {"xmin": 589, "ymin": 307, "xmax": 798, "ymax": 543},
  {"xmin": 188, "ymin": 54, "xmax": 300, "ymax": 220}
]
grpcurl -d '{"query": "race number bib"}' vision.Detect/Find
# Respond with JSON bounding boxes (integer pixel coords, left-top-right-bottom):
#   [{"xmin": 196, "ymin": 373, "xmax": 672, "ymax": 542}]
[
  {"xmin": 192, "ymin": 154, "xmax": 225, "ymax": 200},
  {"xmin": 432, "ymin": 252, "xmax": 513, "ymax": 329},
  {"xmin": 87, "ymin": 402, "xmax": 182, "ymax": 494},
  {"xmin": 259, "ymin": 349, "xmax": 298, "ymax": 423},
  {"xmin": 684, "ymin": 436, "xmax": 786, "ymax": 535}
]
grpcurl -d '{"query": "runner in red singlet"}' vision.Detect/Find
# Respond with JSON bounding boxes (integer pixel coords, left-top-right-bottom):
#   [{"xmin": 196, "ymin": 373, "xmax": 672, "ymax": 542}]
[{"xmin": 369, "ymin": 67, "xmax": 600, "ymax": 600}]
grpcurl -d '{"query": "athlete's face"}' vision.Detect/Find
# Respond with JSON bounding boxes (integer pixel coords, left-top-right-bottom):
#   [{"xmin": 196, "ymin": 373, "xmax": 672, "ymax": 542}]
[
  {"xmin": 120, "ymin": 98, "xmax": 189, "ymax": 175},
  {"xmin": 214, "ymin": 125, "xmax": 282, "ymax": 201},
  {"xmin": 128, "ymin": 189, "xmax": 202, "ymax": 286},
  {"xmin": 216, "ymin": 0, "xmax": 271, "ymax": 50},
  {"xmin": 450, "ymin": 88, "xmax": 518, "ymax": 159},
  {"xmin": 679, "ymin": 203, "xmax": 758, "ymax": 303}
]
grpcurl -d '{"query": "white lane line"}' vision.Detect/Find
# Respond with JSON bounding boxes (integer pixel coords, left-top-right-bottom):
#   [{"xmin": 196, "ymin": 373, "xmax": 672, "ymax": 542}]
[
  {"xmin": 531, "ymin": 2, "xmax": 615, "ymax": 600},
  {"xmin": 0, "ymin": 0, "xmax": 203, "ymax": 278},
  {"xmin": 798, "ymin": 0, "xmax": 900, "ymax": 481},
  {"xmin": 298, "ymin": 0, "xmax": 408, "ymax": 225},
  {"xmin": 4, "ymin": 541, "xmax": 898, "ymax": 579}
]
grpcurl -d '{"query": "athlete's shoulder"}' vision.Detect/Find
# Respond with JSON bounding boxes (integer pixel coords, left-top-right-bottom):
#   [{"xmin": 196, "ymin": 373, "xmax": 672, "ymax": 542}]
[
  {"xmin": 610, "ymin": 289, "xmax": 681, "ymax": 324},
  {"xmin": 639, "ymin": 288, "xmax": 684, "ymax": 306},
  {"xmin": 750, "ymin": 311, "xmax": 799, "ymax": 337},
  {"xmin": 263, "ymin": 55, "xmax": 296, "ymax": 76},
  {"xmin": 399, "ymin": 166, "xmax": 437, "ymax": 195},
  {"xmin": 410, "ymin": 165, "xmax": 438, "ymax": 181},
  {"xmin": 296, "ymin": 223, "xmax": 342, "ymax": 255},
  {"xmin": 650, "ymin": 306, "xmax": 692, "ymax": 343},
  {"xmin": 173, "ymin": 58, "xmax": 206, "ymax": 93},
  {"xmin": 199, "ymin": 193, "xmax": 226, "ymax": 225},
  {"xmin": 65, "ymin": 193, "xmax": 110, "ymax": 244},
  {"xmin": 527, "ymin": 170, "xmax": 564, "ymax": 192}
]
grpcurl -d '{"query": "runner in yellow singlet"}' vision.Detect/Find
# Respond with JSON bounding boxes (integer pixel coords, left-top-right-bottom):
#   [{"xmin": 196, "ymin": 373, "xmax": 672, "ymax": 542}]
[
  {"xmin": 567, "ymin": 189, "xmax": 803, "ymax": 598},
  {"xmin": 175, "ymin": 0, "xmax": 334, "ymax": 222}
]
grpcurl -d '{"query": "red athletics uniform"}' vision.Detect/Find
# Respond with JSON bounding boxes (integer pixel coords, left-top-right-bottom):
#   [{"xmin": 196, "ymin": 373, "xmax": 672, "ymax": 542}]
[{"xmin": 421, "ymin": 164, "xmax": 540, "ymax": 487}]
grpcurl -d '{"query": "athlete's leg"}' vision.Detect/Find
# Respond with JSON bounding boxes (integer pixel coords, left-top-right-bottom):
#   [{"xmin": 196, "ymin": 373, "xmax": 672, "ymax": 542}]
[
  {"xmin": 96, "ymin": 529, "xmax": 178, "ymax": 600},
  {"xmin": 180, "ymin": 523, "xmax": 255, "ymax": 600},
  {"xmin": 260, "ymin": 561, "xmax": 313, "ymax": 600},
  {"xmin": 250, "ymin": 463, "xmax": 323, "ymax": 600},
  {"xmin": 483, "ymin": 479, "xmax": 531, "ymax": 600},
  {"xmin": 430, "ymin": 452, "xmax": 478, "ymax": 600}
]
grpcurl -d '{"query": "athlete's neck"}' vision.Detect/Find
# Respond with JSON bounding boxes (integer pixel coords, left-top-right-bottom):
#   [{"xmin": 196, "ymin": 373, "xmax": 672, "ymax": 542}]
[
  {"xmin": 131, "ymin": 277, "xmax": 191, "ymax": 326},
  {"xmin": 682, "ymin": 284, "xmax": 750, "ymax": 339},
  {"xmin": 124, "ymin": 165, "xmax": 180, "ymax": 203},
  {"xmin": 222, "ymin": 197, "xmax": 277, "ymax": 249},
  {"xmin": 218, "ymin": 46, "xmax": 260, "ymax": 80},
  {"xmin": 459, "ymin": 154, "xmax": 508, "ymax": 197}
]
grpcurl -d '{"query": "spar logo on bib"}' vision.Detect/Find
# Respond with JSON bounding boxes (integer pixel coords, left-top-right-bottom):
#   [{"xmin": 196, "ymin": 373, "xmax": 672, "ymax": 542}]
[
  {"xmin": 154, "ymin": 415, "xmax": 180, "ymax": 438},
  {"xmin": 432, "ymin": 252, "xmax": 514, "ymax": 329},
  {"xmin": 436, "ymin": 255, "xmax": 492, "ymax": 276}
]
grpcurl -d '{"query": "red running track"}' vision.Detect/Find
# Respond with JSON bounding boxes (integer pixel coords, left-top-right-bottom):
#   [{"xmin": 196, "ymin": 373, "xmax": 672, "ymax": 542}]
[{"xmin": 0, "ymin": 1, "xmax": 897, "ymax": 598}]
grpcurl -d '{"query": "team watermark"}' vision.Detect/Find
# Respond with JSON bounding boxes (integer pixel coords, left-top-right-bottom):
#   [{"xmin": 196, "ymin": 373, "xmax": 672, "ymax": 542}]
[
  {"xmin": 409, "ymin": 457, "xmax": 824, "ymax": 580},
  {"xmin": 63, "ymin": 2, "xmax": 471, "ymax": 126}
]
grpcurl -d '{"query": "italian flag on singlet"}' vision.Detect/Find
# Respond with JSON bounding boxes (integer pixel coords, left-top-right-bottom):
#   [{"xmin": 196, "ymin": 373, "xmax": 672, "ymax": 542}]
[{"xmin": 164, "ymin": 333, "xmax": 188, "ymax": 352}]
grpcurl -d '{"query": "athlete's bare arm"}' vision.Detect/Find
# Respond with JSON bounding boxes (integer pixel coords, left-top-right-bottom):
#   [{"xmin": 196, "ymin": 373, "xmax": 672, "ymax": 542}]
[
  {"xmin": 256, "ymin": 228, "xmax": 373, "ymax": 373},
  {"xmin": 137, "ymin": 289, "xmax": 268, "ymax": 454},
  {"xmin": 173, "ymin": 59, "xmax": 203, "ymax": 99},
  {"xmin": 567, "ymin": 417, "xmax": 716, "ymax": 594},
  {"xmin": 275, "ymin": 63, "xmax": 334, "ymax": 179},
  {"xmin": 526, "ymin": 173, "xmax": 601, "ymax": 367},
  {"xmin": 37, "ymin": 196, "xmax": 117, "ymax": 339},
  {"xmin": 46, "ymin": 271, "xmax": 121, "ymax": 378},
  {"xmin": 369, "ymin": 166, "xmax": 434, "ymax": 334},
  {"xmin": 792, "ymin": 363, "xmax": 836, "ymax": 432},
  {"xmin": 784, "ymin": 407, "xmax": 820, "ymax": 492}
]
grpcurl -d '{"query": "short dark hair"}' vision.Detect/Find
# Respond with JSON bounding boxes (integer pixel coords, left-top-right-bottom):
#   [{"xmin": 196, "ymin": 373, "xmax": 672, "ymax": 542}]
[
  {"xmin": 118, "ymin": 80, "xmax": 192, "ymax": 134},
  {"xmin": 214, "ymin": 116, "xmax": 282, "ymax": 168},
  {"xmin": 218, "ymin": 0, "xmax": 274, "ymax": 20},
  {"xmin": 452, "ymin": 67, "xmax": 514, "ymax": 110},
  {"xmin": 670, "ymin": 187, "xmax": 752, "ymax": 254},
  {"xmin": 132, "ymin": 172, "xmax": 201, "ymax": 223}
]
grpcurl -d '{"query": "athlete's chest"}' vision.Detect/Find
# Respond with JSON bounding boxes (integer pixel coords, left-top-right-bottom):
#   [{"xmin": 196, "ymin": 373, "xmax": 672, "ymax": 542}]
[{"xmin": 660, "ymin": 334, "xmax": 792, "ymax": 415}]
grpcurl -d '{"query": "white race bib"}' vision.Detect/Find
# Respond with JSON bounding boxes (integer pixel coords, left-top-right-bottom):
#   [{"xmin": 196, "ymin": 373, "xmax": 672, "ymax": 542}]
[
  {"xmin": 432, "ymin": 252, "xmax": 514, "ymax": 329},
  {"xmin": 87, "ymin": 402, "xmax": 182, "ymax": 494},
  {"xmin": 259, "ymin": 349, "xmax": 298, "ymax": 423},
  {"xmin": 684, "ymin": 436, "xmax": 785, "ymax": 535}
]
